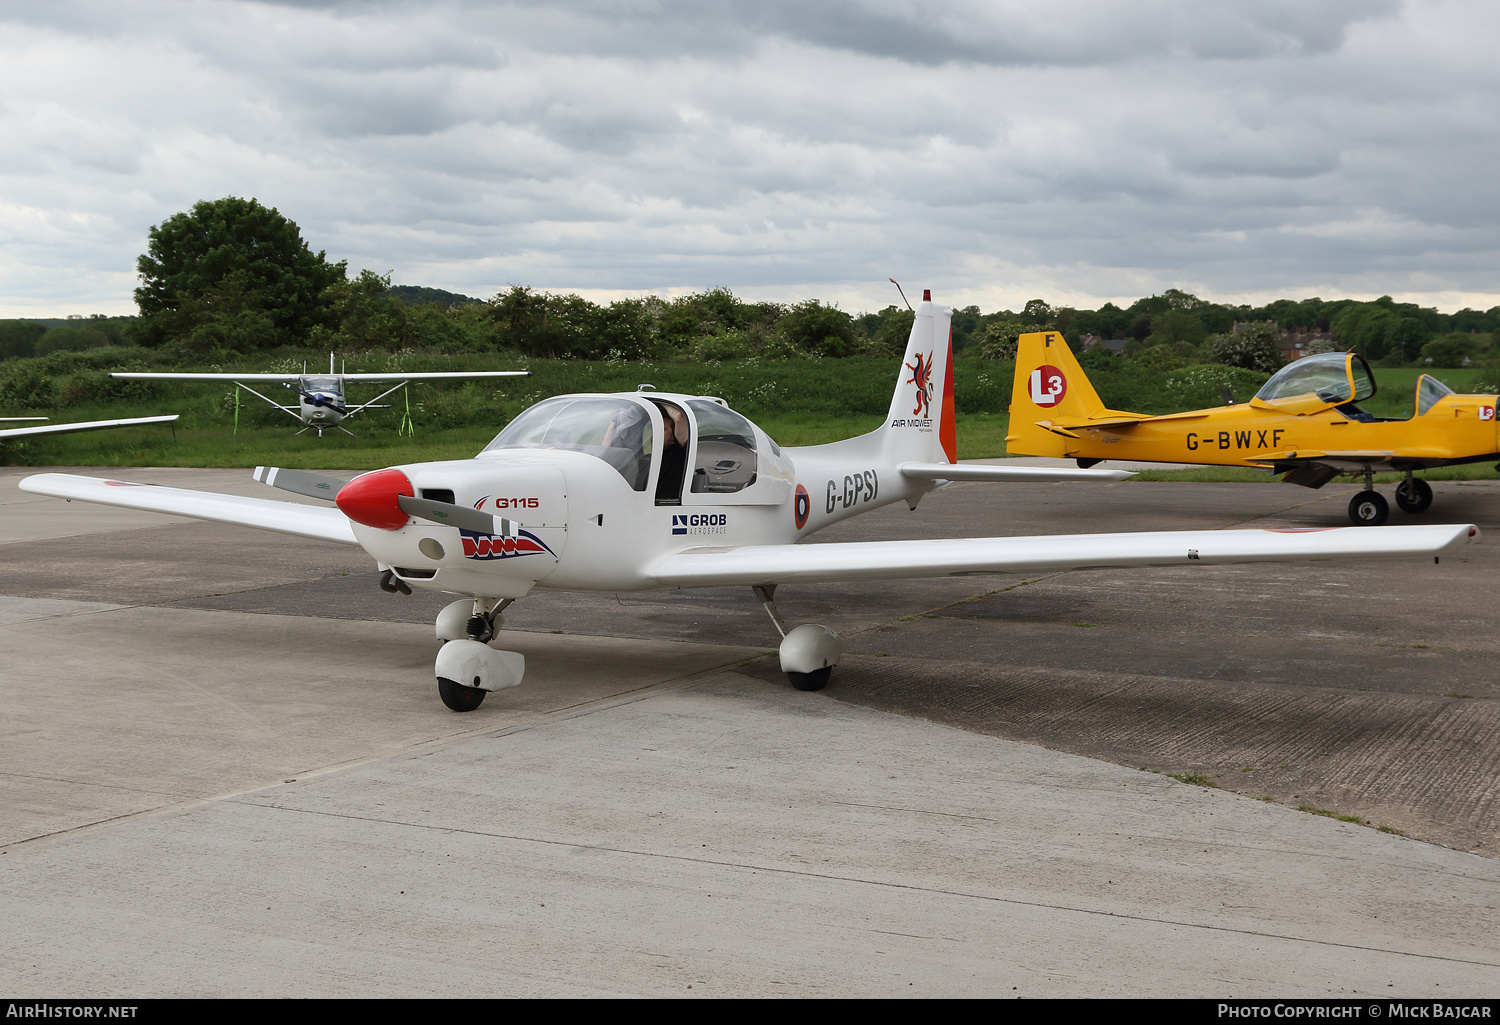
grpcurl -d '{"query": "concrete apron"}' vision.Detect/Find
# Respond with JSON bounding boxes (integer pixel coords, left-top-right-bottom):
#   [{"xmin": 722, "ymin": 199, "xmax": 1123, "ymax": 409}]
[{"xmin": 0, "ymin": 600, "xmax": 1497, "ymax": 997}]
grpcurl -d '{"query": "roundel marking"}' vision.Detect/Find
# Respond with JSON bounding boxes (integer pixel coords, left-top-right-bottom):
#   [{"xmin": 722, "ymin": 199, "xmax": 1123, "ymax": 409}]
[
  {"xmin": 794, "ymin": 484, "xmax": 810, "ymax": 530},
  {"xmin": 1028, "ymin": 365, "xmax": 1068, "ymax": 408}
]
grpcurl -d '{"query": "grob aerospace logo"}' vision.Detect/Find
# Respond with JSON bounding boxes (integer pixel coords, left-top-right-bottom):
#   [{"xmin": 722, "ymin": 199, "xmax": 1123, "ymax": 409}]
[{"xmin": 672, "ymin": 513, "xmax": 728, "ymax": 536}]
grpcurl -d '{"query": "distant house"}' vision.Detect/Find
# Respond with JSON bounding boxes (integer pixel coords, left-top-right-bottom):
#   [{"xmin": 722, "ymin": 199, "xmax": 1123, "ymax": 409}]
[
  {"xmin": 1081, "ymin": 334, "xmax": 1128, "ymax": 355},
  {"xmin": 1278, "ymin": 327, "xmax": 1339, "ymax": 362}
]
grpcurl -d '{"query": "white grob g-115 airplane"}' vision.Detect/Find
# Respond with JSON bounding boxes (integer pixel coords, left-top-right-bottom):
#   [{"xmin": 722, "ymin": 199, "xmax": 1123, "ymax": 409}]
[
  {"xmin": 109, "ymin": 355, "xmax": 529, "ymax": 436},
  {"xmin": 22, "ymin": 292, "xmax": 1480, "ymax": 712}
]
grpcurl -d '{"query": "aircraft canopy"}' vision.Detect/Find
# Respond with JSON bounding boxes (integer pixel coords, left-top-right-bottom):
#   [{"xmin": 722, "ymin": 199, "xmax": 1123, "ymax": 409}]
[
  {"xmin": 1416, "ymin": 373, "xmax": 1454, "ymax": 416},
  {"xmin": 484, "ymin": 396, "xmax": 654, "ymax": 490},
  {"xmin": 1254, "ymin": 352, "xmax": 1374, "ymax": 407}
]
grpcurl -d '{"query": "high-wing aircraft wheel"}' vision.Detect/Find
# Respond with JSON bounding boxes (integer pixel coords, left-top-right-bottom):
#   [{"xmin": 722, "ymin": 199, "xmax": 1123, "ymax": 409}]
[
  {"xmin": 1348, "ymin": 491, "xmax": 1389, "ymax": 525},
  {"xmin": 787, "ymin": 667, "xmax": 832, "ymax": 692},
  {"xmin": 1395, "ymin": 478, "xmax": 1433, "ymax": 514},
  {"xmin": 437, "ymin": 677, "xmax": 487, "ymax": 712}
]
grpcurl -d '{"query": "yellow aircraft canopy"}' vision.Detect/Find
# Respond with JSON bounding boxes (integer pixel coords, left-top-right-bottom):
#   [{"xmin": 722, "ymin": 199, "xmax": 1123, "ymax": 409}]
[
  {"xmin": 1415, "ymin": 373, "xmax": 1454, "ymax": 416},
  {"xmin": 1252, "ymin": 352, "xmax": 1374, "ymax": 414}
]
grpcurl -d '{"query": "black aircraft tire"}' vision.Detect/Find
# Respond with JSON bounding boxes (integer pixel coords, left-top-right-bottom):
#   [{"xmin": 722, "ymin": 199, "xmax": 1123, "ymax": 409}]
[
  {"xmin": 788, "ymin": 667, "xmax": 832, "ymax": 692},
  {"xmin": 437, "ymin": 677, "xmax": 487, "ymax": 712},
  {"xmin": 1395, "ymin": 478, "xmax": 1434, "ymax": 514},
  {"xmin": 1348, "ymin": 490, "xmax": 1390, "ymax": 526}
]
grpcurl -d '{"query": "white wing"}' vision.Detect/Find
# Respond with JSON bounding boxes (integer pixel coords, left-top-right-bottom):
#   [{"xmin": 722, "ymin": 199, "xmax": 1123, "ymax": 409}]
[
  {"xmin": 109, "ymin": 371, "xmax": 527, "ymax": 382},
  {"xmin": 0, "ymin": 415, "xmax": 179, "ymax": 440},
  {"xmin": 900, "ymin": 462, "xmax": 1134, "ymax": 483},
  {"xmin": 18, "ymin": 473, "xmax": 357, "ymax": 545},
  {"xmin": 649, "ymin": 524, "xmax": 1479, "ymax": 587},
  {"xmin": 338, "ymin": 371, "xmax": 530, "ymax": 381},
  {"xmin": 109, "ymin": 372, "xmax": 304, "ymax": 382}
]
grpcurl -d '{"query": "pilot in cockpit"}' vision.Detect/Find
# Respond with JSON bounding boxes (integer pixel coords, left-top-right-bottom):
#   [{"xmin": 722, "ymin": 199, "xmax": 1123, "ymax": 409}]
[{"xmin": 653, "ymin": 402, "xmax": 689, "ymax": 504}]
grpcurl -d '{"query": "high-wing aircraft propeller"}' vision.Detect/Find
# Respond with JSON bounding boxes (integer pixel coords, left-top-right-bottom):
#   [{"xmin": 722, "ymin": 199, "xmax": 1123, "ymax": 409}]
[
  {"xmin": 111, "ymin": 354, "xmax": 529, "ymax": 436},
  {"xmin": 22, "ymin": 292, "xmax": 1481, "ymax": 713}
]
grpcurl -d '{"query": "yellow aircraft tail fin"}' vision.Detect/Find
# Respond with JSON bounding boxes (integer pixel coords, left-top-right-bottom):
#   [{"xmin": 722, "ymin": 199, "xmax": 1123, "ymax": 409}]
[{"xmin": 1007, "ymin": 331, "xmax": 1113, "ymax": 456}]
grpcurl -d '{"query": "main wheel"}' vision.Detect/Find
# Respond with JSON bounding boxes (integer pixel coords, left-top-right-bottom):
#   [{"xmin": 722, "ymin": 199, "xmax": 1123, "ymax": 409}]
[
  {"xmin": 1395, "ymin": 478, "xmax": 1433, "ymax": 514},
  {"xmin": 787, "ymin": 667, "xmax": 832, "ymax": 691},
  {"xmin": 437, "ymin": 676, "xmax": 487, "ymax": 712},
  {"xmin": 1348, "ymin": 490, "xmax": 1389, "ymax": 526}
]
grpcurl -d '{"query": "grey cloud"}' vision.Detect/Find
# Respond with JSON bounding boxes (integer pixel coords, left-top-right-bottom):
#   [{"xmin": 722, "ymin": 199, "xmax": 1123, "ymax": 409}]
[{"xmin": 2, "ymin": 0, "xmax": 1498, "ymax": 317}]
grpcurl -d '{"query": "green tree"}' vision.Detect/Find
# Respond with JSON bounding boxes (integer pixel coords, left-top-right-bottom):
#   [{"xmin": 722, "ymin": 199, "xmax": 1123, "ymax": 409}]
[
  {"xmin": 1144, "ymin": 309, "xmax": 1206, "ymax": 347},
  {"xmin": 0, "ymin": 321, "xmax": 48, "ymax": 360},
  {"xmin": 777, "ymin": 300, "xmax": 859, "ymax": 357},
  {"xmin": 1420, "ymin": 332, "xmax": 1492, "ymax": 368},
  {"xmin": 317, "ymin": 270, "xmax": 412, "ymax": 350},
  {"xmin": 1202, "ymin": 322, "xmax": 1283, "ymax": 373},
  {"xmin": 134, "ymin": 197, "xmax": 346, "ymax": 350}
]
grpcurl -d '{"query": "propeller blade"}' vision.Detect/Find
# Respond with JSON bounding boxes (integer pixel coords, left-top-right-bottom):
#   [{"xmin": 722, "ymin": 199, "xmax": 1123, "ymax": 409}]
[
  {"xmin": 252, "ymin": 466, "xmax": 349, "ymax": 501},
  {"xmin": 396, "ymin": 494, "xmax": 516, "ymax": 536}
]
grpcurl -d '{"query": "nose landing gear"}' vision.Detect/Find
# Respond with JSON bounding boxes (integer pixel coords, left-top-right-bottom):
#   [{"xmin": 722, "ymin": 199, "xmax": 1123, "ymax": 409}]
[{"xmin": 434, "ymin": 597, "xmax": 522, "ymax": 711}]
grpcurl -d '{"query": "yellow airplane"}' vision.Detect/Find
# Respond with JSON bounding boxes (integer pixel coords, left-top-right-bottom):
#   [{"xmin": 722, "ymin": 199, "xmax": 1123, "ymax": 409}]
[{"xmin": 1006, "ymin": 331, "xmax": 1500, "ymax": 525}]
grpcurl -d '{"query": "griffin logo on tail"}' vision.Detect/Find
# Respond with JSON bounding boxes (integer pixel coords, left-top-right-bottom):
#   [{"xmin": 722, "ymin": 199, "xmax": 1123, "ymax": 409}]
[{"xmin": 906, "ymin": 351, "xmax": 934, "ymax": 418}]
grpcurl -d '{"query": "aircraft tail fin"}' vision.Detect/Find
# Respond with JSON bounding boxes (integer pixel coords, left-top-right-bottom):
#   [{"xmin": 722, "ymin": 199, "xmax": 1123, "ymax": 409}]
[
  {"xmin": 878, "ymin": 291, "xmax": 956, "ymax": 464},
  {"xmin": 1006, "ymin": 331, "xmax": 1111, "ymax": 457}
]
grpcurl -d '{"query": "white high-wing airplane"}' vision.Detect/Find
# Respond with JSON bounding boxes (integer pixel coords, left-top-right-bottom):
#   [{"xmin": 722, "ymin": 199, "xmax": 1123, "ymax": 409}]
[
  {"xmin": 22, "ymin": 292, "xmax": 1480, "ymax": 712},
  {"xmin": 1, "ymin": 414, "xmax": 179, "ymax": 441},
  {"xmin": 109, "ymin": 355, "xmax": 528, "ymax": 436}
]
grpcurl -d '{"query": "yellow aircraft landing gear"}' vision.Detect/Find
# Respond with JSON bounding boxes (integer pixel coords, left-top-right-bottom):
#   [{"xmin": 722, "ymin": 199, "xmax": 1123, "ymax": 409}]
[
  {"xmin": 1348, "ymin": 491, "xmax": 1388, "ymax": 525},
  {"xmin": 1395, "ymin": 475, "xmax": 1433, "ymax": 514},
  {"xmin": 1349, "ymin": 466, "xmax": 1390, "ymax": 525}
]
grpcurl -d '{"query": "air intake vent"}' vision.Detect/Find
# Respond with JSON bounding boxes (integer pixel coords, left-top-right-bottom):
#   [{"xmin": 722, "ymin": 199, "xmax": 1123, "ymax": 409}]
[{"xmin": 421, "ymin": 489, "xmax": 455, "ymax": 505}]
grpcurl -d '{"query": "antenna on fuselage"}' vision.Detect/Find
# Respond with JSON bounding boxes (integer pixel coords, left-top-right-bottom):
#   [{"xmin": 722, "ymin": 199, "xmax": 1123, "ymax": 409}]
[{"xmin": 889, "ymin": 278, "xmax": 913, "ymax": 312}]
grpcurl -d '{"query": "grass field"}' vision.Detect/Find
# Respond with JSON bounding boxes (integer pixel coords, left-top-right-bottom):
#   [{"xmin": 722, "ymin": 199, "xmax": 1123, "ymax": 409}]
[
  {"xmin": 2, "ymin": 352, "xmax": 1493, "ymax": 482},
  {"xmin": 2, "ymin": 410, "xmax": 1017, "ymax": 470}
]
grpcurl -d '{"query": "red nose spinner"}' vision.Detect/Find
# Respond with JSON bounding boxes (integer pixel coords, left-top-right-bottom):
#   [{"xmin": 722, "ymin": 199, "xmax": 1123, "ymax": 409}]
[{"xmin": 335, "ymin": 467, "xmax": 414, "ymax": 530}]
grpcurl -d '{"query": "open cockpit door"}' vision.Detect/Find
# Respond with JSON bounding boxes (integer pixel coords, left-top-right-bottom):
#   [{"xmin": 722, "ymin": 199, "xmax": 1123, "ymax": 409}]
[{"xmin": 676, "ymin": 397, "xmax": 793, "ymax": 506}]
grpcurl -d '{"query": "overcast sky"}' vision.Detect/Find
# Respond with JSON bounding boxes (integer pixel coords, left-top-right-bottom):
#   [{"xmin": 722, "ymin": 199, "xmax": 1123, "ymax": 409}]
[{"xmin": 2, "ymin": 0, "xmax": 1497, "ymax": 317}]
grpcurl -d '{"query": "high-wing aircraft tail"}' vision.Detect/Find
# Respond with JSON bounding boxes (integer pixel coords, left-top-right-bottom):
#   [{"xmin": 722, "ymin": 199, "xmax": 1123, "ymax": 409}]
[{"xmin": 1007, "ymin": 331, "xmax": 1132, "ymax": 457}]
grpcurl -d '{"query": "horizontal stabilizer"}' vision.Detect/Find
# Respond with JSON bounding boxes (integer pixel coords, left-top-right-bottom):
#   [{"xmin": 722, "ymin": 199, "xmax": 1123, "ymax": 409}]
[
  {"xmin": 18, "ymin": 473, "xmax": 358, "ymax": 545},
  {"xmin": 0, "ymin": 414, "xmax": 178, "ymax": 441},
  {"xmin": 1047, "ymin": 415, "xmax": 1155, "ymax": 430},
  {"xmin": 900, "ymin": 462, "xmax": 1134, "ymax": 483},
  {"xmin": 650, "ymin": 523, "xmax": 1479, "ymax": 588}
]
